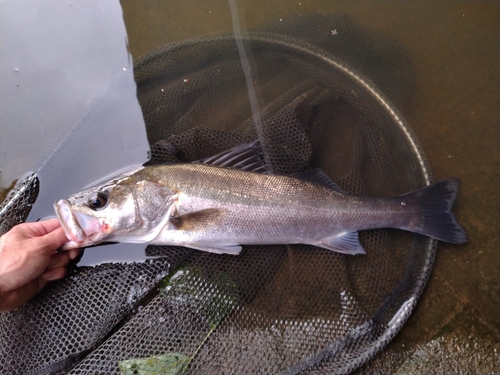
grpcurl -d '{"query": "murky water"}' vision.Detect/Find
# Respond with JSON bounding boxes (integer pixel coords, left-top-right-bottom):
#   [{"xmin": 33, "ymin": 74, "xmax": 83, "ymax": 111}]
[
  {"xmin": 120, "ymin": 0, "xmax": 500, "ymax": 372},
  {"xmin": 0, "ymin": 0, "xmax": 498, "ymax": 373}
]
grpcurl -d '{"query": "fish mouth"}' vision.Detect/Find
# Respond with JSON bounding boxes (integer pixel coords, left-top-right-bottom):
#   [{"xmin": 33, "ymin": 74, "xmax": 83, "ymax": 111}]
[{"xmin": 54, "ymin": 199, "xmax": 105, "ymax": 249}]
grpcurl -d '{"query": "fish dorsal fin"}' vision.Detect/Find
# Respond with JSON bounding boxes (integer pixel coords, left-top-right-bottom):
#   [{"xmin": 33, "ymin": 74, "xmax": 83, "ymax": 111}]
[
  {"xmin": 194, "ymin": 141, "xmax": 267, "ymax": 173},
  {"xmin": 169, "ymin": 208, "xmax": 227, "ymax": 232},
  {"xmin": 291, "ymin": 169, "xmax": 349, "ymax": 194}
]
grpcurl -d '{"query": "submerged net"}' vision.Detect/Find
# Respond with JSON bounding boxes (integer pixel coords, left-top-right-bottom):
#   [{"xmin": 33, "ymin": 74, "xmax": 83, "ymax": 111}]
[{"xmin": 0, "ymin": 13, "xmax": 436, "ymax": 375}]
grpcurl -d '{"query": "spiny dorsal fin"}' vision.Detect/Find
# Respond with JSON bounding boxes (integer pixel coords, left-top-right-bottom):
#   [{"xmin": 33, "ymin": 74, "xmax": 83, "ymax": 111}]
[
  {"xmin": 194, "ymin": 141, "xmax": 267, "ymax": 173},
  {"xmin": 291, "ymin": 169, "xmax": 349, "ymax": 194}
]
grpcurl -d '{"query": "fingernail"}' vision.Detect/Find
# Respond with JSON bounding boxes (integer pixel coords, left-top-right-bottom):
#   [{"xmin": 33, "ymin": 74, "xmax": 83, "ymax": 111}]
[{"xmin": 68, "ymin": 249, "xmax": 80, "ymax": 260}]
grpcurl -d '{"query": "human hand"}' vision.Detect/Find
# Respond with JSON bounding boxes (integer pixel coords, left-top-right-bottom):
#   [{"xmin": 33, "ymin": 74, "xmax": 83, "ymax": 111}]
[{"xmin": 0, "ymin": 218, "xmax": 81, "ymax": 312}]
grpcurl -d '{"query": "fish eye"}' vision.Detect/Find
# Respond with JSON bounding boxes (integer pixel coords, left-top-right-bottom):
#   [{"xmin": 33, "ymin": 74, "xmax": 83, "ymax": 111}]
[{"xmin": 88, "ymin": 191, "xmax": 109, "ymax": 210}]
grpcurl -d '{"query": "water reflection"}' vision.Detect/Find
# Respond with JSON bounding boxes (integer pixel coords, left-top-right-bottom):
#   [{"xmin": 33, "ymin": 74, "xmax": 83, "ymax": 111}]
[{"xmin": 0, "ymin": 0, "xmax": 150, "ymax": 265}]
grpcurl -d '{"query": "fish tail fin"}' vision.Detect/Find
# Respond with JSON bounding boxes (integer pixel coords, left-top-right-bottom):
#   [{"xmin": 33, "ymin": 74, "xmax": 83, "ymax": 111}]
[{"xmin": 401, "ymin": 178, "xmax": 468, "ymax": 244}]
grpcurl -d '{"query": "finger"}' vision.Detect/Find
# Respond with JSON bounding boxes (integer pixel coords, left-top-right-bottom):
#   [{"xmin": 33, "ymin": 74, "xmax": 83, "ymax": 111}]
[
  {"xmin": 47, "ymin": 251, "xmax": 71, "ymax": 269},
  {"xmin": 33, "ymin": 227, "xmax": 70, "ymax": 256},
  {"xmin": 41, "ymin": 266, "xmax": 67, "ymax": 281},
  {"xmin": 68, "ymin": 248, "xmax": 83, "ymax": 260},
  {"xmin": 36, "ymin": 218, "xmax": 63, "ymax": 235},
  {"xmin": 19, "ymin": 218, "xmax": 62, "ymax": 237}
]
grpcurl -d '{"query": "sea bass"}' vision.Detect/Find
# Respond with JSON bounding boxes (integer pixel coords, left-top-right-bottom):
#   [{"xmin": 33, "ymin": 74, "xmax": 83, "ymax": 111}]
[{"xmin": 54, "ymin": 142, "xmax": 468, "ymax": 255}]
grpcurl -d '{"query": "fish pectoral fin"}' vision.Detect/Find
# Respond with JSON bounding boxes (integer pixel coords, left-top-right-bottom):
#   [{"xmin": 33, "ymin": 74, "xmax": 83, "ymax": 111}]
[
  {"xmin": 169, "ymin": 208, "xmax": 226, "ymax": 231},
  {"xmin": 314, "ymin": 231, "xmax": 366, "ymax": 255},
  {"xmin": 187, "ymin": 243, "xmax": 243, "ymax": 255},
  {"xmin": 291, "ymin": 169, "xmax": 349, "ymax": 194}
]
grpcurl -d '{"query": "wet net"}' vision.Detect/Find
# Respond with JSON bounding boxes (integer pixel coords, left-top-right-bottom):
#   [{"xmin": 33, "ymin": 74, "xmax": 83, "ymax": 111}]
[{"xmin": 0, "ymin": 13, "xmax": 437, "ymax": 375}]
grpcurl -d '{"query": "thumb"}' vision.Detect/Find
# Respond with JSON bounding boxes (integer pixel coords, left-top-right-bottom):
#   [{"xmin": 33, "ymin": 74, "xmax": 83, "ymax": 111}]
[{"xmin": 32, "ymin": 227, "xmax": 69, "ymax": 255}]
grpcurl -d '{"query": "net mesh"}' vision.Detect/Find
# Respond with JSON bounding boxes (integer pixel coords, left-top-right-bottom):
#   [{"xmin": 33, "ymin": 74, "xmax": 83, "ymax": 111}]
[
  {"xmin": 0, "ymin": 173, "xmax": 39, "ymax": 237},
  {"xmin": 0, "ymin": 13, "xmax": 437, "ymax": 375}
]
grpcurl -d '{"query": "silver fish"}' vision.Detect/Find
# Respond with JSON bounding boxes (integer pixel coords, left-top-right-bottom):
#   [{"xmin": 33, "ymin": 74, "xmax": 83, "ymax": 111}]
[{"xmin": 54, "ymin": 142, "xmax": 468, "ymax": 255}]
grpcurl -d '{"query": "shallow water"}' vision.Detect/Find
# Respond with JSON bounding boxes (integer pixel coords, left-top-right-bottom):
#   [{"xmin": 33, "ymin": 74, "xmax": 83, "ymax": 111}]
[
  {"xmin": 0, "ymin": 0, "xmax": 498, "ymax": 373},
  {"xmin": 119, "ymin": 0, "xmax": 499, "ymax": 373}
]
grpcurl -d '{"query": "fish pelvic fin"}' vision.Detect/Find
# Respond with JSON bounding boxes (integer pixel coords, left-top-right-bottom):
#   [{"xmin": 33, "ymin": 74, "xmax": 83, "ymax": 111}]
[
  {"xmin": 400, "ymin": 178, "xmax": 468, "ymax": 244},
  {"xmin": 187, "ymin": 242, "xmax": 242, "ymax": 255},
  {"xmin": 314, "ymin": 231, "xmax": 366, "ymax": 255}
]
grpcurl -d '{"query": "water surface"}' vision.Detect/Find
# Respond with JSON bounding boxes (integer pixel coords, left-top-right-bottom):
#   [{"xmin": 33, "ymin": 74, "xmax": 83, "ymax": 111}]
[{"xmin": 120, "ymin": 0, "xmax": 499, "ymax": 372}]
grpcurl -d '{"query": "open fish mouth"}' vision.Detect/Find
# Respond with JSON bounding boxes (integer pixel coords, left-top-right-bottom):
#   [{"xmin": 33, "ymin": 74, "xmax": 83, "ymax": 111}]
[{"xmin": 54, "ymin": 199, "xmax": 105, "ymax": 249}]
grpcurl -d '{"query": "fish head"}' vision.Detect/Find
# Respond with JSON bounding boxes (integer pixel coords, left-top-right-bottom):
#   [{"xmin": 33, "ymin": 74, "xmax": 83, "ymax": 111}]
[{"xmin": 54, "ymin": 183, "xmax": 141, "ymax": 249}]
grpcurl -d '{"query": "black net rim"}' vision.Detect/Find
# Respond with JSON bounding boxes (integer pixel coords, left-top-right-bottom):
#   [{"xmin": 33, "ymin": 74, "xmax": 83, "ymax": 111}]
[
  {"xmin": 135, "ymin": 31, "xmax": 433, "ymax": 180},
  {"xmin": 133, "ymin": 31, "xmax": 438, "ymax": 373},
  {"xmin": 0, "ymin": 30, "xmax": 439, "ymax": 375}
]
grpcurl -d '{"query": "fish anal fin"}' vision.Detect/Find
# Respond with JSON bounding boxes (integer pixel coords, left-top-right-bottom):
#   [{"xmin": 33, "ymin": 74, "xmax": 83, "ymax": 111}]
[
  {"xmin": 187, "ymin": 243, "xmax": 242, "ymax": 255},
  {"xmin": 314, "ymin": 231, "xmax": 366, "ymax": 255},
  {"xmin": 291, "ymin": 169, "xmax": 349, "ymax": 194},
  {"xmin": 170, "ymin": 208, "xmax": 226, "ymax": 231}
]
